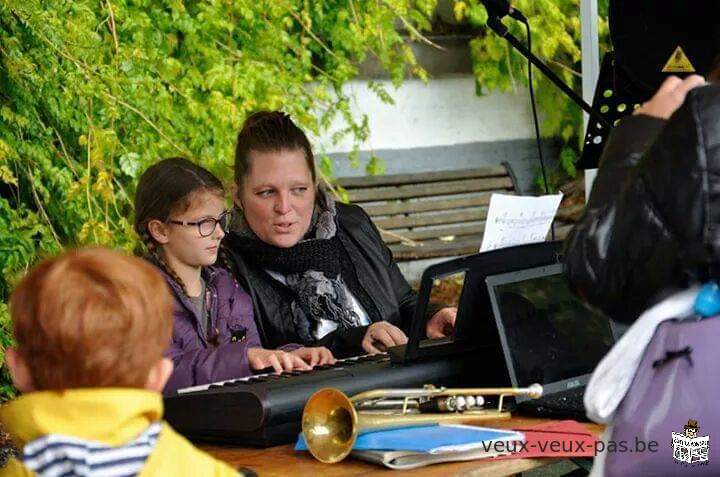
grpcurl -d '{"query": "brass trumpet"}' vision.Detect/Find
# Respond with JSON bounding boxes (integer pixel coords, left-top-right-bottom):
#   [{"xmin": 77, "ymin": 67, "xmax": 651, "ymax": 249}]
[{"xmin": 301, "ymin": 383, "xmax": 543, "ymax": 463}]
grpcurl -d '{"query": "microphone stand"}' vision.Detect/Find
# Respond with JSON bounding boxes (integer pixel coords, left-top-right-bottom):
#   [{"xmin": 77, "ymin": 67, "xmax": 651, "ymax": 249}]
[{"xmin": 486, "ymin": 16, "xmax": 613, "ymax": 130}]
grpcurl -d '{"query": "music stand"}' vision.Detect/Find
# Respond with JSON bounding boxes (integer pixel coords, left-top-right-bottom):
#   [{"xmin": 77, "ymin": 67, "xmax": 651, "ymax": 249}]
[{"xmin": 391, "ymin": 241, "xmax": 563, "ymax": 367}]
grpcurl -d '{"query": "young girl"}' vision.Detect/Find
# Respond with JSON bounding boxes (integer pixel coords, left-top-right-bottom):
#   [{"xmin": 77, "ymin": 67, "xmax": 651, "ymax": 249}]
[{"xmin": 134, "ymin": 157, "xmax": 334, "ymax": 395}]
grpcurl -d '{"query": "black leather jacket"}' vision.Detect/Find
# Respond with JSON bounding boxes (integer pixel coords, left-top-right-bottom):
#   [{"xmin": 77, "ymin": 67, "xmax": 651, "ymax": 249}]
[
  {"xmin": 565, "ymin": 85, "xmax": 720, "ymax": 323},
  {"xmin": 223, "ymin": 202, "xmax": 421, "ymax": 357}
]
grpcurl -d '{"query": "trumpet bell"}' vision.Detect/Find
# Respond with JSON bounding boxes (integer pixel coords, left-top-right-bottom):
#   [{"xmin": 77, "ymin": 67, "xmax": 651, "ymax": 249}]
[
  {"xmin": 302, "ymin": 388, "xmax": 358, "ymax": 463},
  {"xmin": 301, "ymin": 383, "xmax": 540, "ymax": 463}
]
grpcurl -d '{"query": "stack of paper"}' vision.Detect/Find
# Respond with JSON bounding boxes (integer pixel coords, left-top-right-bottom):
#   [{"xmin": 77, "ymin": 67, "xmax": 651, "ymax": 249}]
[
  {"xmin": 295, "ymin": 424, "xmax": 524, "ymax": 469},
  {"xmin": 480, "ymin": 193, "xmax": 563, "ymax": 252}
]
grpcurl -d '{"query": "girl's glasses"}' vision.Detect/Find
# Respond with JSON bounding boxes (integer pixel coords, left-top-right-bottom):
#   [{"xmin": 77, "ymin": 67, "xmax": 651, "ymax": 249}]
[{"xmin": 168, "ymin": 210, "xmax": 232, "ymax": 237}]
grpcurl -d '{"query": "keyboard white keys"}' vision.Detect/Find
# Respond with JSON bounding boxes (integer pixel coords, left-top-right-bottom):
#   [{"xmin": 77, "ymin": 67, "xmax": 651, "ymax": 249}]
[{"xmin": 176, "ymin": 352, "xmax": 386, "ymax": 395}]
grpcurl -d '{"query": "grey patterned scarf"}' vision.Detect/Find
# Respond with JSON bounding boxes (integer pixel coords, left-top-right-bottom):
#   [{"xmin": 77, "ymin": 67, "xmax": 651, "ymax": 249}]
[{"xmin": 227, "ymin": 188, "xmax": 362, "ymax": 341}]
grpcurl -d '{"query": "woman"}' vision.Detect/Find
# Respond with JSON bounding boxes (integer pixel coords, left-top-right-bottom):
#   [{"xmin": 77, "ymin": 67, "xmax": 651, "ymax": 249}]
[{"xmin": 222, "ymin": 111, "xmax": 456, "ymax": 357}]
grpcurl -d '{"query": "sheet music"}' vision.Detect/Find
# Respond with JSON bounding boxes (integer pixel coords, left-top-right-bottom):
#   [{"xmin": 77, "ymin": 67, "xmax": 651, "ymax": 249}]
[{"xmin": 480, "ymin": 193, "xmax": 563, "ymax": 252}]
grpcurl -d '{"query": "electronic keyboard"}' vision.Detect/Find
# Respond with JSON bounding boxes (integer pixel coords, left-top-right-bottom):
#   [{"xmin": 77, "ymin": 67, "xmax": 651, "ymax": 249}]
[{"xmin": 163, "ymin": 352, "xmax": 477, "ymax": 446}]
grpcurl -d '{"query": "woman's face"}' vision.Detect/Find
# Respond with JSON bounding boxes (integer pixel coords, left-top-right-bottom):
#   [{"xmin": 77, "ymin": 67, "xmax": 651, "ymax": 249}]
[{"xmin": 238, "ymin": 148, "xmax": 316, "ymax": 248}]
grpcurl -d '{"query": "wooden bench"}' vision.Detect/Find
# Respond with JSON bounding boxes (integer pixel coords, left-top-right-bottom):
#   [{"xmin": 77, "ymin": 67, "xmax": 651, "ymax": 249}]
[{"xmin": 338, "ymin": 164, "xmax": 581, "ymax": 263}]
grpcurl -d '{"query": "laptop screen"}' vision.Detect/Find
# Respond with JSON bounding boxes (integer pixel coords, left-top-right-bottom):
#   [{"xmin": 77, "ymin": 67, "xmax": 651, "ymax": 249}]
[{"xmin": 486, "ymin": 263, "xmax": 615, "ymax": 392}]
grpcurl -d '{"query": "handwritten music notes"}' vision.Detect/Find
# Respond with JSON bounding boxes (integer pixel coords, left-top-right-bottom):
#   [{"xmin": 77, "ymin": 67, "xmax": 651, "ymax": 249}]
[{"xmin": 480, "ymin": 193, "xmax": 563, "ymax": 252}]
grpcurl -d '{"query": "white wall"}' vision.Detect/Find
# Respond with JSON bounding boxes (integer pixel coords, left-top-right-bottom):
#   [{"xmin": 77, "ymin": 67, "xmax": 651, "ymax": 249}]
[{"xmin": 313, "ymin": 76, "xmax": 537, "ymax": 154}]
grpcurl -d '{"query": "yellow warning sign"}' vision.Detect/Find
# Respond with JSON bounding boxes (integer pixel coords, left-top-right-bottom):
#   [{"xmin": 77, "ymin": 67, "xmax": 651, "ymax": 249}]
[{"xmin": 662, "ymin": 46, "xmax": 696, "ymax": 73}]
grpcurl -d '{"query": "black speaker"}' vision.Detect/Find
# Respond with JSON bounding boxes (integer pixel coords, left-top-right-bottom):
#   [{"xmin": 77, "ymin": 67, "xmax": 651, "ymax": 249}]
[
  {"xmin": 577, "ymin": 0, "xmax": 720, "ymax": 169},
  {"xmin": 610, "ymin": 0, "xmax": 720, "ymax": 96}
]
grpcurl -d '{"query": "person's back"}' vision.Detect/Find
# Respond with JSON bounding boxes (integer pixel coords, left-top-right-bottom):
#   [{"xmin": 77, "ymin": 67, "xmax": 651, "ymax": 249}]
[
  {"xmin": 564, "ymin": 75, "xmax": 709, "ymax": 323},
  {"xmin": 0, "ymin": 248, "xmax": 241, "ymax": 476},
  {"xmin": 564, "ymin": 76, "xmax": 720, "ymax": 475}
]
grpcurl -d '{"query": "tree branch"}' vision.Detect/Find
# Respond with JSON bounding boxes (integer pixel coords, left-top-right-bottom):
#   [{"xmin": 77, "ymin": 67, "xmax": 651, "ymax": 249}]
[
  {"xmin": 103, "ymin": 0, "xmax": 120, "ymax": 55},
  {"xmin": 102, "ymin": 92, "xmax": 189, "ymax": 156},
  {"xmin": 279, "ymin": 3, "xmax": 344, "ymax": 63},
  {"xmin": 25, "ymin": 166, "xmax": 62, "ymax": 245}
]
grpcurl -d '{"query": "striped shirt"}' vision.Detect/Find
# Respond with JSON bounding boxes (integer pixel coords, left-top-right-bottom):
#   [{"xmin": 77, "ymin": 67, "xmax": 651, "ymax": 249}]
[{"xmin": 20, "ymin": 422, "xmax": 162, "ymax": 477}]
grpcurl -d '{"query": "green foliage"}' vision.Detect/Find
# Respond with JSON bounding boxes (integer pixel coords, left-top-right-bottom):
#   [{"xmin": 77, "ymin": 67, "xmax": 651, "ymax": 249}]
[
  {"xmin": 457, "ymin": 0, "xmax": 610, "ymax": 190},
  {"xmin": 0, "ymin": 0, "xmax": 437, "ymax": 400},
  {"xmin": 0, "ymin": 0, "xmax": 611, "ymax": 400}
]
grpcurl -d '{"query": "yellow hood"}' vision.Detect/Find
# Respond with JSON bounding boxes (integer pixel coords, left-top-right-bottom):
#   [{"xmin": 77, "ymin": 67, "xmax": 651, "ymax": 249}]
[{"xmin": 0, "ymin": 388, "xmax": 162, "ymax": 449}]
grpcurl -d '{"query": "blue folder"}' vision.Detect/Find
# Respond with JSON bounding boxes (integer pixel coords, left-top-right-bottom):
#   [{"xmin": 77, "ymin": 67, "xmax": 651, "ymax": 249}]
[{"xmin": 295, "ymin": 424, "xmax": 522, "ymax": 453}]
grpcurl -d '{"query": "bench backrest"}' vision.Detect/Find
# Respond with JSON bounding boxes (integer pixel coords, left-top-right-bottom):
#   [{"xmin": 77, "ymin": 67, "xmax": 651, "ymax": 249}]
[{"xmin": 337, "ymin": 164, "xmax": 519, "ymax": 261}]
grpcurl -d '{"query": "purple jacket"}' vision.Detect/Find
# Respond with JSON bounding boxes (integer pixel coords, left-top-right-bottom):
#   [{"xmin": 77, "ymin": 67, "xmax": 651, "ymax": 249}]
[{"xmin": 160, "ymin": 265, "xmax": 262, "ymax": 395}]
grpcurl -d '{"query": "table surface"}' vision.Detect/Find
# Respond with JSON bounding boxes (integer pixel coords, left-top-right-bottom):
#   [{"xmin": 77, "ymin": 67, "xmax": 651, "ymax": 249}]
[{"xmin": 201, "ymin": 417, "xmax": 604, "ymax": 477}]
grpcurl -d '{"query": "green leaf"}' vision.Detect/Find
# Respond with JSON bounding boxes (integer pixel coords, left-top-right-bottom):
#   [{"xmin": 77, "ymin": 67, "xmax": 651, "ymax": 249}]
[
  {"xmin": 365, "ymin": 154, "xmax": 385, "ymax": 176},
  {"xmin": 319, "ymin": 154, "xmax": 334, "ymax": 179}
]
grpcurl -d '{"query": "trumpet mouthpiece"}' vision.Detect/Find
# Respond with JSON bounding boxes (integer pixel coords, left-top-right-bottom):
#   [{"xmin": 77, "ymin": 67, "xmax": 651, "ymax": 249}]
[{"xmin": 527, "ymin": 383, "xmax": 543, "ymax": 398}]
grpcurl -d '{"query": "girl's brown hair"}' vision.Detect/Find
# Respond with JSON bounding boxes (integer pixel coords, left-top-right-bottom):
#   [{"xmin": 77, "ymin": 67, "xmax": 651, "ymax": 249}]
[
  {"xmin": 234, "ymin": 111, "xmax": 316, "ymax": 188},
  {"xmin": 133, "ymin": 157, "xmax": 224, "ymax": 295}
]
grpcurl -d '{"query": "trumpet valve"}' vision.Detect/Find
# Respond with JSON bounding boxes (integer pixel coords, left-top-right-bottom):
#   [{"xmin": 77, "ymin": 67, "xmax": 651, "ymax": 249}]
[{"xmin": 418, "ymin": 395, "xmax": 488, "ymax": 413}]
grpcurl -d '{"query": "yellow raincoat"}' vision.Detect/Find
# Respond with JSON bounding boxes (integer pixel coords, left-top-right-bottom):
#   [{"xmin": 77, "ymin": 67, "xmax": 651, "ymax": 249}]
[{"xmin": 0, "ymin": 388, "xmax": 240, "ymax": 476}]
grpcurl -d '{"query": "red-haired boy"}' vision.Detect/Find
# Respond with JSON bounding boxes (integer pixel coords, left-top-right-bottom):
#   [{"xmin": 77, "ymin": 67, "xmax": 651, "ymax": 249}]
[{"xmin": 0, "ymin": 248, "xmax": 241, "ymax": 476}]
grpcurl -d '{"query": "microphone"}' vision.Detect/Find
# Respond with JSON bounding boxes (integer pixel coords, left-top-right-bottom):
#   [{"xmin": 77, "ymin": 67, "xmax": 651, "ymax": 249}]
[{"xmin": 480, "ymin": 0, "xmax": 527, "ymax": 22}]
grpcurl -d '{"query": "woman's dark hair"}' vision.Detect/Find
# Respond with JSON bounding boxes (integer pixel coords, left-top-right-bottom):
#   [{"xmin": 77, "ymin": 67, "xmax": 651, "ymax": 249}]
[
  {"xmin": 134, "ymin": 157, "xmax": 224, "ymax": 295},
  {"xmin": 234, "ymin": 111, "xmax": 316, "ymax": 187}
]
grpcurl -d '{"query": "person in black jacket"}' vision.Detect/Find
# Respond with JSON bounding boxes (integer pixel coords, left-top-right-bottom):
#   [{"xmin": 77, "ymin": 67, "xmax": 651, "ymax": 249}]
[
  {"xmin": 222, "ymin": 111, "xmax": 457, "ymax": 358},
  {"xmin": 564, "ymin": 74, "xmax": 709, "ymax": 323}
]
